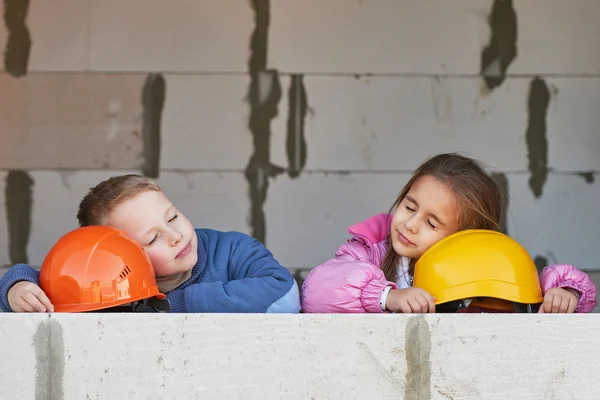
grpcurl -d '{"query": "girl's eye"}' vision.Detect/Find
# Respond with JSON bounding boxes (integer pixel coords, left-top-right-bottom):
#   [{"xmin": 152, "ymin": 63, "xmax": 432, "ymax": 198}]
[
  {"xmin": 406, "ymin": 206, "xmax": 415, "ymax": 212},
  {"xmin": 169, "ymin": 214, "xmax": 178, "ymax": 223},
  {"xmin": 427, "ymin": 220, "xmax": 436, "ymax": 229}
]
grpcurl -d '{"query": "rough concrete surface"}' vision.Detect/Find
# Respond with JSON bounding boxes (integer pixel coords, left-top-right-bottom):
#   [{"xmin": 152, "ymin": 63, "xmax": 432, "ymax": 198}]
[{"xmin": 1, "ymin": 314, "xmax": 600, "ymax": 399}]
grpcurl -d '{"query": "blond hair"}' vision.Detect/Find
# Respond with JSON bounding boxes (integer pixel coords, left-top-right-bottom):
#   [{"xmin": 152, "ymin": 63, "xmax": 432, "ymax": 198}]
[{"xmin": 77, "ymin": 174, "xmax": 161, "ymax": 226}]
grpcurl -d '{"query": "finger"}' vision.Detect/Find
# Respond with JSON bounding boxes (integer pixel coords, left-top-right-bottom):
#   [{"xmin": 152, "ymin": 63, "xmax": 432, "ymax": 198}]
[
  {"xmin": 567, "ymin": 295, "xmax": 577, "ymax": 313},
  {"xmin": 30, "ymin": 286, "xmax": 54, "ymax": 312},
  {"xmin": 24, "ymin": 291, "xmax": 47, "ymax": 312},
  {"xmin": 407, "ymin": 298, "xmax": 422, "ymax": 313},
  {"xmin": 399, "ymin": 302, "xmax": 413, "ymax": 314},
  {"xmin": 559, "ymin": 297, "xmax": 570, "ymax": 313},
  {"xmin": 16, "ymin": 297, "xmax": 36, "ymax": 312},
  {"xmin": 542, "ymin": 295, "xmax": 553, "ymax": 313},
  {"xmin": 414, "ymin": 295, "xmax": 429, "ymax": 313},
  {"xmin": 551, "ymin": 294, "xmax": 563, "ymax": 313},
  {"xmin": 422, "ymin": 292, "xmax": 436, "ymax": 313},
  {"xmin": 538, "ymin": 305, "xmax": 545, "ymax": 313},
  {"xmin": 415, "ymin": 292, "xmax": 431, "ymax": 313}
]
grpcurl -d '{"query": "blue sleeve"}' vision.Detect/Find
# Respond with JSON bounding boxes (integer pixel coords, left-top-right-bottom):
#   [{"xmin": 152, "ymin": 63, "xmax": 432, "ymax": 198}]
[
  {"xmin": 0, "ymin": 264, "xmax": 40, "ymax": 312},
  {"xmin": 167, "ymin": 233, "xmax": 301, "ymax": 313}
]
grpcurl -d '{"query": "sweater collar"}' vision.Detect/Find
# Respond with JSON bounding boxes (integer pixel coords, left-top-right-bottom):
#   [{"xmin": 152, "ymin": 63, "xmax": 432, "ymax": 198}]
[{"xmin": 171, "ymin": 229, "xmax": 207, "ymax": 291}]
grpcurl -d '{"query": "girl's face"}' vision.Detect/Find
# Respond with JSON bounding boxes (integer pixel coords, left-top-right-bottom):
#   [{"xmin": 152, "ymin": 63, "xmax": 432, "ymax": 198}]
[{"xmin": 390, "ymin": 175, "xmax": 460, "ymax": 260}]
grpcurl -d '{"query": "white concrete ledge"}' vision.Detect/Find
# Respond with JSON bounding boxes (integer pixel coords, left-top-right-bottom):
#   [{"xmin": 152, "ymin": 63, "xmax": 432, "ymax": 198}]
[{"xmin": 1, "ymin": 314, "xmax": 599, "ymax": 399}]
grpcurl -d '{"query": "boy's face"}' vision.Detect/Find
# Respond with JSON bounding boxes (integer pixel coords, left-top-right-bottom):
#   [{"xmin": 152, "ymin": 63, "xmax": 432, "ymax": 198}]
[{"xmin": 107, "ymin": 190, "xmax": 198, "ymax": 280}]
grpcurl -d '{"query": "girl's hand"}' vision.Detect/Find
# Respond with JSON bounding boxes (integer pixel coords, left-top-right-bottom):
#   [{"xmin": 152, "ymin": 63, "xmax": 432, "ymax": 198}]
[
  {"xmin": 539, "ymin": 287, "xmax": 578, "ymax": 313},
  {"xmin": 7, "ymin": 281, "xmax": 54, "ymax": 313},
  {"xmin": 386, "ymin": 288, "xmax": 435, "ymax": 313}
]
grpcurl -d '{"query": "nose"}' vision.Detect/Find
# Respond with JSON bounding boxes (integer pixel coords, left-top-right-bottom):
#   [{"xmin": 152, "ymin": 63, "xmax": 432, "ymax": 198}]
[
  {"xmin": 168, "ymin": 228, "xmax": 183, "ymax": 246},
  {"xmin": 404, "ymin": 215, "xmax": 418, "ymax": 233}
]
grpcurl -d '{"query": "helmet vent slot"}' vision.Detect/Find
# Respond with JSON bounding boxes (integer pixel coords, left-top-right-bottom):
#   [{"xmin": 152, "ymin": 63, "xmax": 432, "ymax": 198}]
[{"xmin": 117, "ymin": 265, "xmax": 132, "ymax": 282}]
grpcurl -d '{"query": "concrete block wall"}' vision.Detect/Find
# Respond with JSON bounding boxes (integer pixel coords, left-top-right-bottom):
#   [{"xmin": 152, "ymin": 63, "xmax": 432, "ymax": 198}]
[
  {"xmin": 0, "ymin": 1, "xmax": 598, "ymax": 281},
  {"xmin": 1, "ymin": 314, "xmax": 600, "ymax": 399}
]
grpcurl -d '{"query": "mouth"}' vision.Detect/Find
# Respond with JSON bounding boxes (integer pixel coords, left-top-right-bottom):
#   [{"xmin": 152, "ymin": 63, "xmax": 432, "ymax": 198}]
[
  {"xmin": 175, "ymin": 241, "xmax": 192, "ymax": 259},
  {"xmin": 397, "ymin": 231, "xmax": 415, "ymax": 246}
]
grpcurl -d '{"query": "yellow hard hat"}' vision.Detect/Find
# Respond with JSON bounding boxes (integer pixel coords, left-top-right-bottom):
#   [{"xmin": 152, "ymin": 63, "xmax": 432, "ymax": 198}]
[{"xmin": 414, "ymin": 229, "xmax": 543, "ymax": 308}]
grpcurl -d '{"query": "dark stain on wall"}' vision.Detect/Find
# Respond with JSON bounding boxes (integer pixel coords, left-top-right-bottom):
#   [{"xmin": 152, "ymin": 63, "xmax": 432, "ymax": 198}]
[
  {"xmin": 491, "ymin": 172, "xmax": 509, "ymax": 234},
  {"xmin": 480, "ymin": 0, "xmax": 517, "ymax": 91},
  {"xmin": 141, "ymin": 73, "xmax": 165, "ymax": 178},
  {"xmin": 577, "ymin": 172, "xmax": 595, "ymax": 184},
  {"xmin": 5, "ymin": 170, "xmax": 33, "ymax": 265},
  {"xmin": 248, "ymin": 0, "xmax": 269, "ymax": 73},
  {"xmin": 534, "ymin": 255, "xmax": 548, "ymax": 274},
  {"xmin": 245, "ymin": 0, "xmax": 284, "ymax": 243},
  {"xmin": 286, "ymin": 74, "xmax": 308, "ymax": 178},
  {"xmin": 526, "ymin": 77, "xmax": 550, "ymax": 198},
  {"xmin": 404, "ymin": 316, "xmax": 431, "ymax": 400},
  {"xmin": 3, "ymin": 0, "xmax": 31, "ymax": 77},
  {"xmin": 34, "ymin": 318, "xmax": 65, "ymax": 400}
]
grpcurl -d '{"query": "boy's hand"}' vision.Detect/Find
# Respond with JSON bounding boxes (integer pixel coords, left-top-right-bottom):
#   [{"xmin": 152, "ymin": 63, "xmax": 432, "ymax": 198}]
[
  {"xmin": 7, "ymin": 281, "xmax": 54, "ymax": 313},
  {"xmin": 386, "ymin": 287, "xmax": 435, "ymax": 313},
  {"xmin": 540, "ymin": 287, "xmax": 578, "ymax": 313}
]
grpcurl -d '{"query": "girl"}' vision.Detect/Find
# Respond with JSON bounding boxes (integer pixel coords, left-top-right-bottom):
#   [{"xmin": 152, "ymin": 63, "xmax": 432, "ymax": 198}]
[{"xmin": 301, "ymin": 153, "xmax": 597, "ymax": 314}]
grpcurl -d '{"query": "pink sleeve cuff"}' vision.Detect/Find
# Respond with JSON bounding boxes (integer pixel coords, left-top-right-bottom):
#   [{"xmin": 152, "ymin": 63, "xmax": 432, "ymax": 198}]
[
  {"xmin": 540, "ymin": 264, "xmax": 598, "ymax": 313},
  {"xmin": 361, "ymin": 279, "xmax": 397, "ymax": 313}
]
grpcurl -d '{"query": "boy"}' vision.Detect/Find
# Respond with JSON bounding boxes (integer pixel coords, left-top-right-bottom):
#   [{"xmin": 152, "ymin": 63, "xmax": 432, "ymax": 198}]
[{"xmin": 0, "ymin": 174, "xmax": 301, "ymax": 313}]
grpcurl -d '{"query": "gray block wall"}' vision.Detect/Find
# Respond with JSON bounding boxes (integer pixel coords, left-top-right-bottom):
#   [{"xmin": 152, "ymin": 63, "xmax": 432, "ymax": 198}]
[{"xmin": 0, "ymin": 0, "xmax": 598, "ymax": 281}]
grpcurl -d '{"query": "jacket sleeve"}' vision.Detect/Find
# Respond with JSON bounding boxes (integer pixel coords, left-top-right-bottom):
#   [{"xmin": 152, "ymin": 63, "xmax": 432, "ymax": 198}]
[
  {"xmin": 0, "ymin": 264, "xmax": 41, "ymax": 312},
  {"xmin": 301, "ymin": 241, "xmax": 397, "ymax": 313},
  {"xmin": 539, "ymin": 264, "xmax": 598, "ymax": 313},
  {"xmin": 167, "ymin": 233, "xmax": 301, "ymax": 314}
]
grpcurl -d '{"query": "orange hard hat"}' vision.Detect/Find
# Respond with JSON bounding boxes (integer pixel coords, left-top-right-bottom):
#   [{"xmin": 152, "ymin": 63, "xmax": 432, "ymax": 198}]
[{"xmin": 39, "ymin": 225, "xmax": 167, "ymax": 313}]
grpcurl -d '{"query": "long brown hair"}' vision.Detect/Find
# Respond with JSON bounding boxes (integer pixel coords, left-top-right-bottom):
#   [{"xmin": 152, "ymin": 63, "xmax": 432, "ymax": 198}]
[{"xmin": 380, "ymin": 153, "xmax": 503, "ymax": 282}]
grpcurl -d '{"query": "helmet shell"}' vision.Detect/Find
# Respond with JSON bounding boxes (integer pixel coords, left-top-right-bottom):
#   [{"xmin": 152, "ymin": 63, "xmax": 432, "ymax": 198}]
[
  {"xmin": 40, "ymin": 225, "xmax": 165, "ymax": 312},
  {"xmin": 414, "ymin": 229, "xmax": 543, "ymax": 305}
]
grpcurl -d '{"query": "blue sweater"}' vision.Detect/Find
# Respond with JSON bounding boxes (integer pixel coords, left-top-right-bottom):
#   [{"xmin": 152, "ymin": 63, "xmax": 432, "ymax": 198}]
[{"xmin": 0, "ymin": 229, "xmax": 301, "ymax": 313}]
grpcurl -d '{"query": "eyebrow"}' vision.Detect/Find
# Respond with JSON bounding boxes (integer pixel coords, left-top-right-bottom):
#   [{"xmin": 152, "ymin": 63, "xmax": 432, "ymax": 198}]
[
  {"xmin": 405, "ymin": 195, "xmax": 446, "ymax": 227},
  {"xmin": 405, "ymin": 195, "xmax": 418, "ymax": 206}
]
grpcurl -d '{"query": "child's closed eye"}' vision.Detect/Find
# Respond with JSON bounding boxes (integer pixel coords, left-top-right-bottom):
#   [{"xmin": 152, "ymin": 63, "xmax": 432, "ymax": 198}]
[{"xmin": 148, "ymin": 234, "xmax": 158, "ymax": 246}]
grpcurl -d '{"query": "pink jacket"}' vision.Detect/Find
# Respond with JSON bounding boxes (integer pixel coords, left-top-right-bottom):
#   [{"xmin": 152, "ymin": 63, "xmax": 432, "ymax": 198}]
[{"xmin": 301, "ymin": 213, "xmax": 598, "ymax": 313}]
